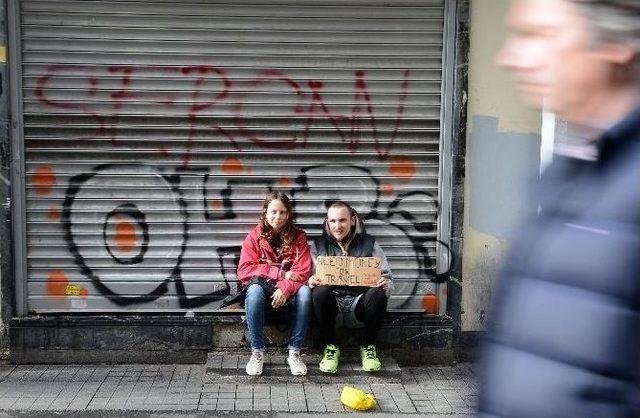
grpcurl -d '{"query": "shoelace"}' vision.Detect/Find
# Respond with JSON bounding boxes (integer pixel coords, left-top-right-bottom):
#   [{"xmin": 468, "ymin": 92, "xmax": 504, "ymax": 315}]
[
  {"xmin": 324, "ymin": 348, "xmax": 337, "ymax": 360},
  {"xmin": 364, "ymin": 346, "xmax": 376, "ymax": 360}
]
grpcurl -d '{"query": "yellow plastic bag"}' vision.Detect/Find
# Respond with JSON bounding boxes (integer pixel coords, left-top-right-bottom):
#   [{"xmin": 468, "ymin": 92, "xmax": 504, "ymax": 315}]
[{"xmin": 340, "ymin": 386, "xmax": 377, "ymax": 411}]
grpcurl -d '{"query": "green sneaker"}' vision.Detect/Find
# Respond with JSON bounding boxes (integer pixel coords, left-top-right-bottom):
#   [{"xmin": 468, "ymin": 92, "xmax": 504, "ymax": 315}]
[
  {"xmin": 319, "ymin": 344, "xmax": 340, "ymax": 374},
  {"xmin": 360, "ymin": 345, "xmax": 381, "ymax": 372}
]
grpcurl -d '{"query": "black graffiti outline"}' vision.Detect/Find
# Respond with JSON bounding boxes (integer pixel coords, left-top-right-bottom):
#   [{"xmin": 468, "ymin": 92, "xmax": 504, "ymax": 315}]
[
  {"xmin": 203, "ymin": 174, "xmax": 276, "ymax": 222},
  {"xmin": 168, "ymin": 166, "xmax": 233, "ymax": 308},
  {"xmin": 102, "ymin": 203, "xmax": 149, "ymax": 265},
  {"xmin": 291, "ymin": 164, "xmax": 451, "ymax": 308},
  {"xmin": 62, "ymin": 161, "xmax": 449, "ymax": 309},
  {"xmin": 215, "ymin": 245, "xmax": 243, "ymax": 293},
  {"xmin": 62, "ymin": 163, "xmax": 187, "ymax": 306},
  {"xmin": 162, "ymin": 167, "xmax": 235, "ymax": 308},
  {"xmin": 386, "ymin": 191, "xmax": 451, "ymax": 283},
  {"xmin": 290, "ymin": 164, "xmax": 381, "ymax": 219}
]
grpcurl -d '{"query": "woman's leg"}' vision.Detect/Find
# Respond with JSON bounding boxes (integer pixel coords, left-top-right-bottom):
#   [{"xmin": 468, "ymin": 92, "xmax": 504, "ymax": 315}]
[
  {"xmin": 355, "ymin": 287, "xmax": 388, "ymax": 346},
  {"xmin": 245, "ymin": 283, "xmax": 267, "ymax": 351},
  {"xmin": 286, "ymin": 285, "xmax": 312, "ymax": 376},
  {"xmin": 288, "ymin": 285, "xmax": 312, "ymax": 350},
  {"xmin": 311, "ymin": 285, "xmax": 339, "ymax": 346}
]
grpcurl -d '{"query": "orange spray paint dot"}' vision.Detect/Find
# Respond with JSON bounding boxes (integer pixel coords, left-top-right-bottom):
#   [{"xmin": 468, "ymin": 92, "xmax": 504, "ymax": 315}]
[
  {"xmin": 382, "ymin": 183, "xmax": 394, "ymax": 196},
  {"xmin": 115, "ymin": 219, "xmax": 137, "ymax": 253},
  {"xmin": 389, "ymin": 156, "xmax": 416, "ymax": 182},
  {"xmin": 47, "ymin": 270, "xmax": 68, "ymax": 297},
  {"xmin": 48, "ymin": 207, "xmax": 60, "ymax": 221},
  {"xmin": 209, "ymin": 199, "xmax": 222, "ymax": 210},
  {"xmin": 278, "ymin": 177, "xmax": 291, "ymax": 187},
  {"xmin": 79, "ymin": 288, "xmax": 89, "ymax": 297},
  {"xmin": 32, "ymin": 165, "xmax": 56, "ymax": 196},
  {"xmin": 221, "ymin": 156, "xmax": 244, "ymax": 174},
  {"xmin": 421, "ymin": 293, "xmax": 440, "ymax": 314}
]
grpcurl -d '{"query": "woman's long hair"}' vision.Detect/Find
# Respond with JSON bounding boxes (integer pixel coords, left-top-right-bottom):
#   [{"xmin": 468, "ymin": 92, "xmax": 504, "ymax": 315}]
[{"xmin": 259, "ymin": 191, "xmax": 297, "ymax": 256}]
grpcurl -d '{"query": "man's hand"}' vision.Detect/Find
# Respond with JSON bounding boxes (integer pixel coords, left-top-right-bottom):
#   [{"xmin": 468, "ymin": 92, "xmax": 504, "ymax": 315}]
[
  {"xmin": 308, "ymin": 275, "xmax": 322, "ymax": 288},
  {"xmin": 285, "ymin": 271, "xmax": 302, "ymax": 282},
  {"xmin": 271, "ymin": 289, "xmax": 288, "ymax": 309},
  {"xmin": 374, "ymin": 277, "xmax": 390, "ymax": 291}
]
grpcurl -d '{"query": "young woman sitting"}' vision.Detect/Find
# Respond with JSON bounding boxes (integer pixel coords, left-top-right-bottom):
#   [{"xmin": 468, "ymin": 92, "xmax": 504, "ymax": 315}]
[{"xmin": 237, "ymin": 191, "xmax": 312, "ymax": 376}]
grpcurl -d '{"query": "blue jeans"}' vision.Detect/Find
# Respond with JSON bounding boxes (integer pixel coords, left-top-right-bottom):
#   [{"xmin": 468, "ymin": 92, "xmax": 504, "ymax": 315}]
[{"xmin": 245, "ymin": 283, "xmax": 312, "ymax": 351}]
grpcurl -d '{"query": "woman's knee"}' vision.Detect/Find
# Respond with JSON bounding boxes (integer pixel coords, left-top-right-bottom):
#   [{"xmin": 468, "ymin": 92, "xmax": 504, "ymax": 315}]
[
  {"xmin": 245, "ymin": 283, "xmax": 266, "ymax": 303},
  {"xmin": 295, "ymin": 285, "xmax": 312, "ymax": 304}
]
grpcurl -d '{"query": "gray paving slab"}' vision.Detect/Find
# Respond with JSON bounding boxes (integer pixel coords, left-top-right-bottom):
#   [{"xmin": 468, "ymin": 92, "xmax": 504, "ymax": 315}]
[{"xmin": 0, "ymin": 356, "xmax": 477, "ymax": 415}]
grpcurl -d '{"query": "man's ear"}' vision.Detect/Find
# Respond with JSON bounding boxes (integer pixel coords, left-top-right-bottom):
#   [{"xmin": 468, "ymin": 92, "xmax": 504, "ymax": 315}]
[
  {"xmin": 596, "ymin": 41, "xmax": 635, "ymax": 65},
  {"xmin": 351, "ymin": 215, "xmax": 356, "ymax": 226}
]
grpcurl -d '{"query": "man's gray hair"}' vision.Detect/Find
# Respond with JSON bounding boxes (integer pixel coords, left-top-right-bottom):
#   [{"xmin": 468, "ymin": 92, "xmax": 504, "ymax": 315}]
[
  {"xmin": 570, "ymin": 0, "xmax": 640, "ymax": 78},
  {"xmin": 570, "ymin": 1, "xmax": 640, "ymax": 48}
]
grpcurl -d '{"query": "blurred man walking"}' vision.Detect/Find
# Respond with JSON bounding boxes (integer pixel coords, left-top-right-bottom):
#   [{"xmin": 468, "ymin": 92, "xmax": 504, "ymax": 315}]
[{"xmin": 479, "ymin": 1, "xmax": 640, "ymax": 417}]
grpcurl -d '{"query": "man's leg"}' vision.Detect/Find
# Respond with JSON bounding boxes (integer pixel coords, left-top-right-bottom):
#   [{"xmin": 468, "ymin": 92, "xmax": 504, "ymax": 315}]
[
  {"xmin": 311, "ymin": 285, "xmax": 339, "ymax": 346},
  {"xmin": 312, "ymin": 285, "xmax": 341, "ymax": 373},
  {"xmin": 355, "ymin": 287, "xmax": 387, "ymax": 371},
  {"xmin": 355, "ymin": 287, "xmax": 388, "ymax": 345}
]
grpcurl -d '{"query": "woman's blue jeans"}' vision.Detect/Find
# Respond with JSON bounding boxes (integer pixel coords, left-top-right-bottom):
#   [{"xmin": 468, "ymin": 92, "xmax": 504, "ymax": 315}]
[{"xmin": 245, "ymin": 283, "xmax": 312, "ymax": 351}]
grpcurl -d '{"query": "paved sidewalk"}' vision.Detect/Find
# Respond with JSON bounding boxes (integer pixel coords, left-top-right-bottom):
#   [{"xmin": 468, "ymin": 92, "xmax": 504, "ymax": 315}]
[{"xmin": 0, "ymin": 351, "xmax": 477, "ymax": 416}]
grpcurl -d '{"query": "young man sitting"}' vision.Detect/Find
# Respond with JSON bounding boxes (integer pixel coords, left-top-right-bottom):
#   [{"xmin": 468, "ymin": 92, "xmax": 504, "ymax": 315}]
[{"xmin": 308, "ymin": 201, "xmax": 393, "ymax": 373}]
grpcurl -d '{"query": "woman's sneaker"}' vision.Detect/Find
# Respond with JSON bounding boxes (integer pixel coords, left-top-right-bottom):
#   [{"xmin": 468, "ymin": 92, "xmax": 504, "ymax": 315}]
[
  {"xmin": 287, "ymin": 351, "xmax": 307, "ymax": 376},
  {"xmin": 245, "ymin": 351, "xmax": 264, "ymax": 376},
  {"xmin": 360, "ymin": 345, "xmax": 381, "ymax": 372},
  {"xmin": 319, "ymin": 344, "xmax": 340, "ymax": 374}
]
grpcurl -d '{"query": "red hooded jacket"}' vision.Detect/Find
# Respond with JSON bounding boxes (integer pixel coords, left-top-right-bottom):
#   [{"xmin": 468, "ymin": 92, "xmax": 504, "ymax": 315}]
[{"xmin": 237, "ymin": 225, "xmax": 312, "ymax": 298}]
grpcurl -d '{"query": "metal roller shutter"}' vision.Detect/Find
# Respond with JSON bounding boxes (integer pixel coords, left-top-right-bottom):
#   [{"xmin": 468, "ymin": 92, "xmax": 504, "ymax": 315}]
[{"xmin": 16, "ymin": 0, "xmax": 451, "ymax": 313}]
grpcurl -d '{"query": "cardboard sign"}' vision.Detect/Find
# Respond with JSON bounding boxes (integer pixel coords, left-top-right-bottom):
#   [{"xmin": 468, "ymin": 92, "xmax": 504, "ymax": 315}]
[{"xmin": 316, "ymin": 256, "xmax": 381, "ymax": 287}]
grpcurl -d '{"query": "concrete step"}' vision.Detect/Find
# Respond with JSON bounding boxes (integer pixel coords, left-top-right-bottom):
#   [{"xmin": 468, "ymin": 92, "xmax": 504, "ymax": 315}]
[{"xmin": 205, "ymin": 351, "xmax": 402, "ymax": 384}]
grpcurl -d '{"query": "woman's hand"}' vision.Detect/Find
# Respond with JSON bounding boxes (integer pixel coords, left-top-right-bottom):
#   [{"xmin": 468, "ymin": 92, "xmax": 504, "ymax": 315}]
[
  {"xmin": 271, "ymin": 288, "xmax": 288, "ymax": 309},
  {"xmin": 285, "ymin": 271, "xmax": 302, "ymax": 282},
  {"xmin": 308, "ymin": 275, "xmax": 322, "ymax": 289}
]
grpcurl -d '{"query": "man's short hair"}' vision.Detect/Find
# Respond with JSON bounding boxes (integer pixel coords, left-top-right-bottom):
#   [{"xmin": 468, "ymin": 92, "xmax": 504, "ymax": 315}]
[{"xmin": 326, "ymin": 200, "xmax": 355, "ymax": 217}]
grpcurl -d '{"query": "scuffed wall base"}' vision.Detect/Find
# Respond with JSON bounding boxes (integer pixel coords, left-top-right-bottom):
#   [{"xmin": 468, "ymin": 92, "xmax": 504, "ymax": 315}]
[
  {"xmin": 9, "ymin": 315, "xmax": 213, "ymax": 364},
  {"xmin": 212, "ymin": 313, "xmax": 457, "ymax": 366},
  {"xmin": 9, "ymin": 314, "xmax": 462, "ymax": 365},
  {"xmin": 455, "ymin": 330, "xmax": 482, "ymax": 363},
  {"xmin": 0, "ymin": 319, "xmax": 6, "ymax": 351}
]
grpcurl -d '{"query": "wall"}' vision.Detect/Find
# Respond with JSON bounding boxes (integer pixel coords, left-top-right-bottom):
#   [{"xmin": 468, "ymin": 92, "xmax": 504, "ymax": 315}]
[
  {"xmin": 461, "ymin": 0, "xmax": 542, "ymax": 333},
  {"xmin": 0, "ymin": 0, "xmax": 10, "ymax": 348}
]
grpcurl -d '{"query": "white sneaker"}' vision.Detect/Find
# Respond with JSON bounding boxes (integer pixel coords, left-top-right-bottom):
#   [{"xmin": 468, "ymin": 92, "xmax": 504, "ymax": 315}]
[
  {"xmin": 287, "ymin": 351, "xmax": 307, "ymax": 376},
  {"xmin": 246, "ymin": 351, "xmax": 264, "ymax": 376}
]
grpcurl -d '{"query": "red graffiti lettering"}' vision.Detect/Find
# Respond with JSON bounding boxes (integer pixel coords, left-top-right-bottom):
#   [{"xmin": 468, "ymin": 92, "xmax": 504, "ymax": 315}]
[
  {"xmin": 298, "ymin": 80, "xmax": 348, "ymax": 148},
  {"xmin": 233, "ymin": 69, "xmax": 304, "ymax": 149},
  {"xmin": 106, "ymin": 66, "xmax": 136, "ymax": 145},
  {"xmin": 35, "ymin": 66, "xmax": 411, "ymax": 160},
  {"xmin": 182, "ymin": 66, "xmax": 231, "ymax": 166},
  {"xmin": 35, "ymin": 65, "xmax": 108, "ymax": 140},
  {"xmin": 351, "ymin": 70, "xmax": 410, "ymax": 159}
]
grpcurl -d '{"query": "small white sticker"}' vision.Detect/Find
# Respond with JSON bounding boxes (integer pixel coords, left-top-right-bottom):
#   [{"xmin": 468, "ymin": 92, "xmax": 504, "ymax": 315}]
[{"xmin": 71, "ymin": 299, "xmax": 87, "ymax": 309}]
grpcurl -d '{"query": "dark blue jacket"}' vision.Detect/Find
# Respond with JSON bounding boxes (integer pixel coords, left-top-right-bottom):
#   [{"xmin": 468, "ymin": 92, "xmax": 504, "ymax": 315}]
[{"xmin": 478, "ymin": 106, "xmax": 640, "ymax": 418}]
